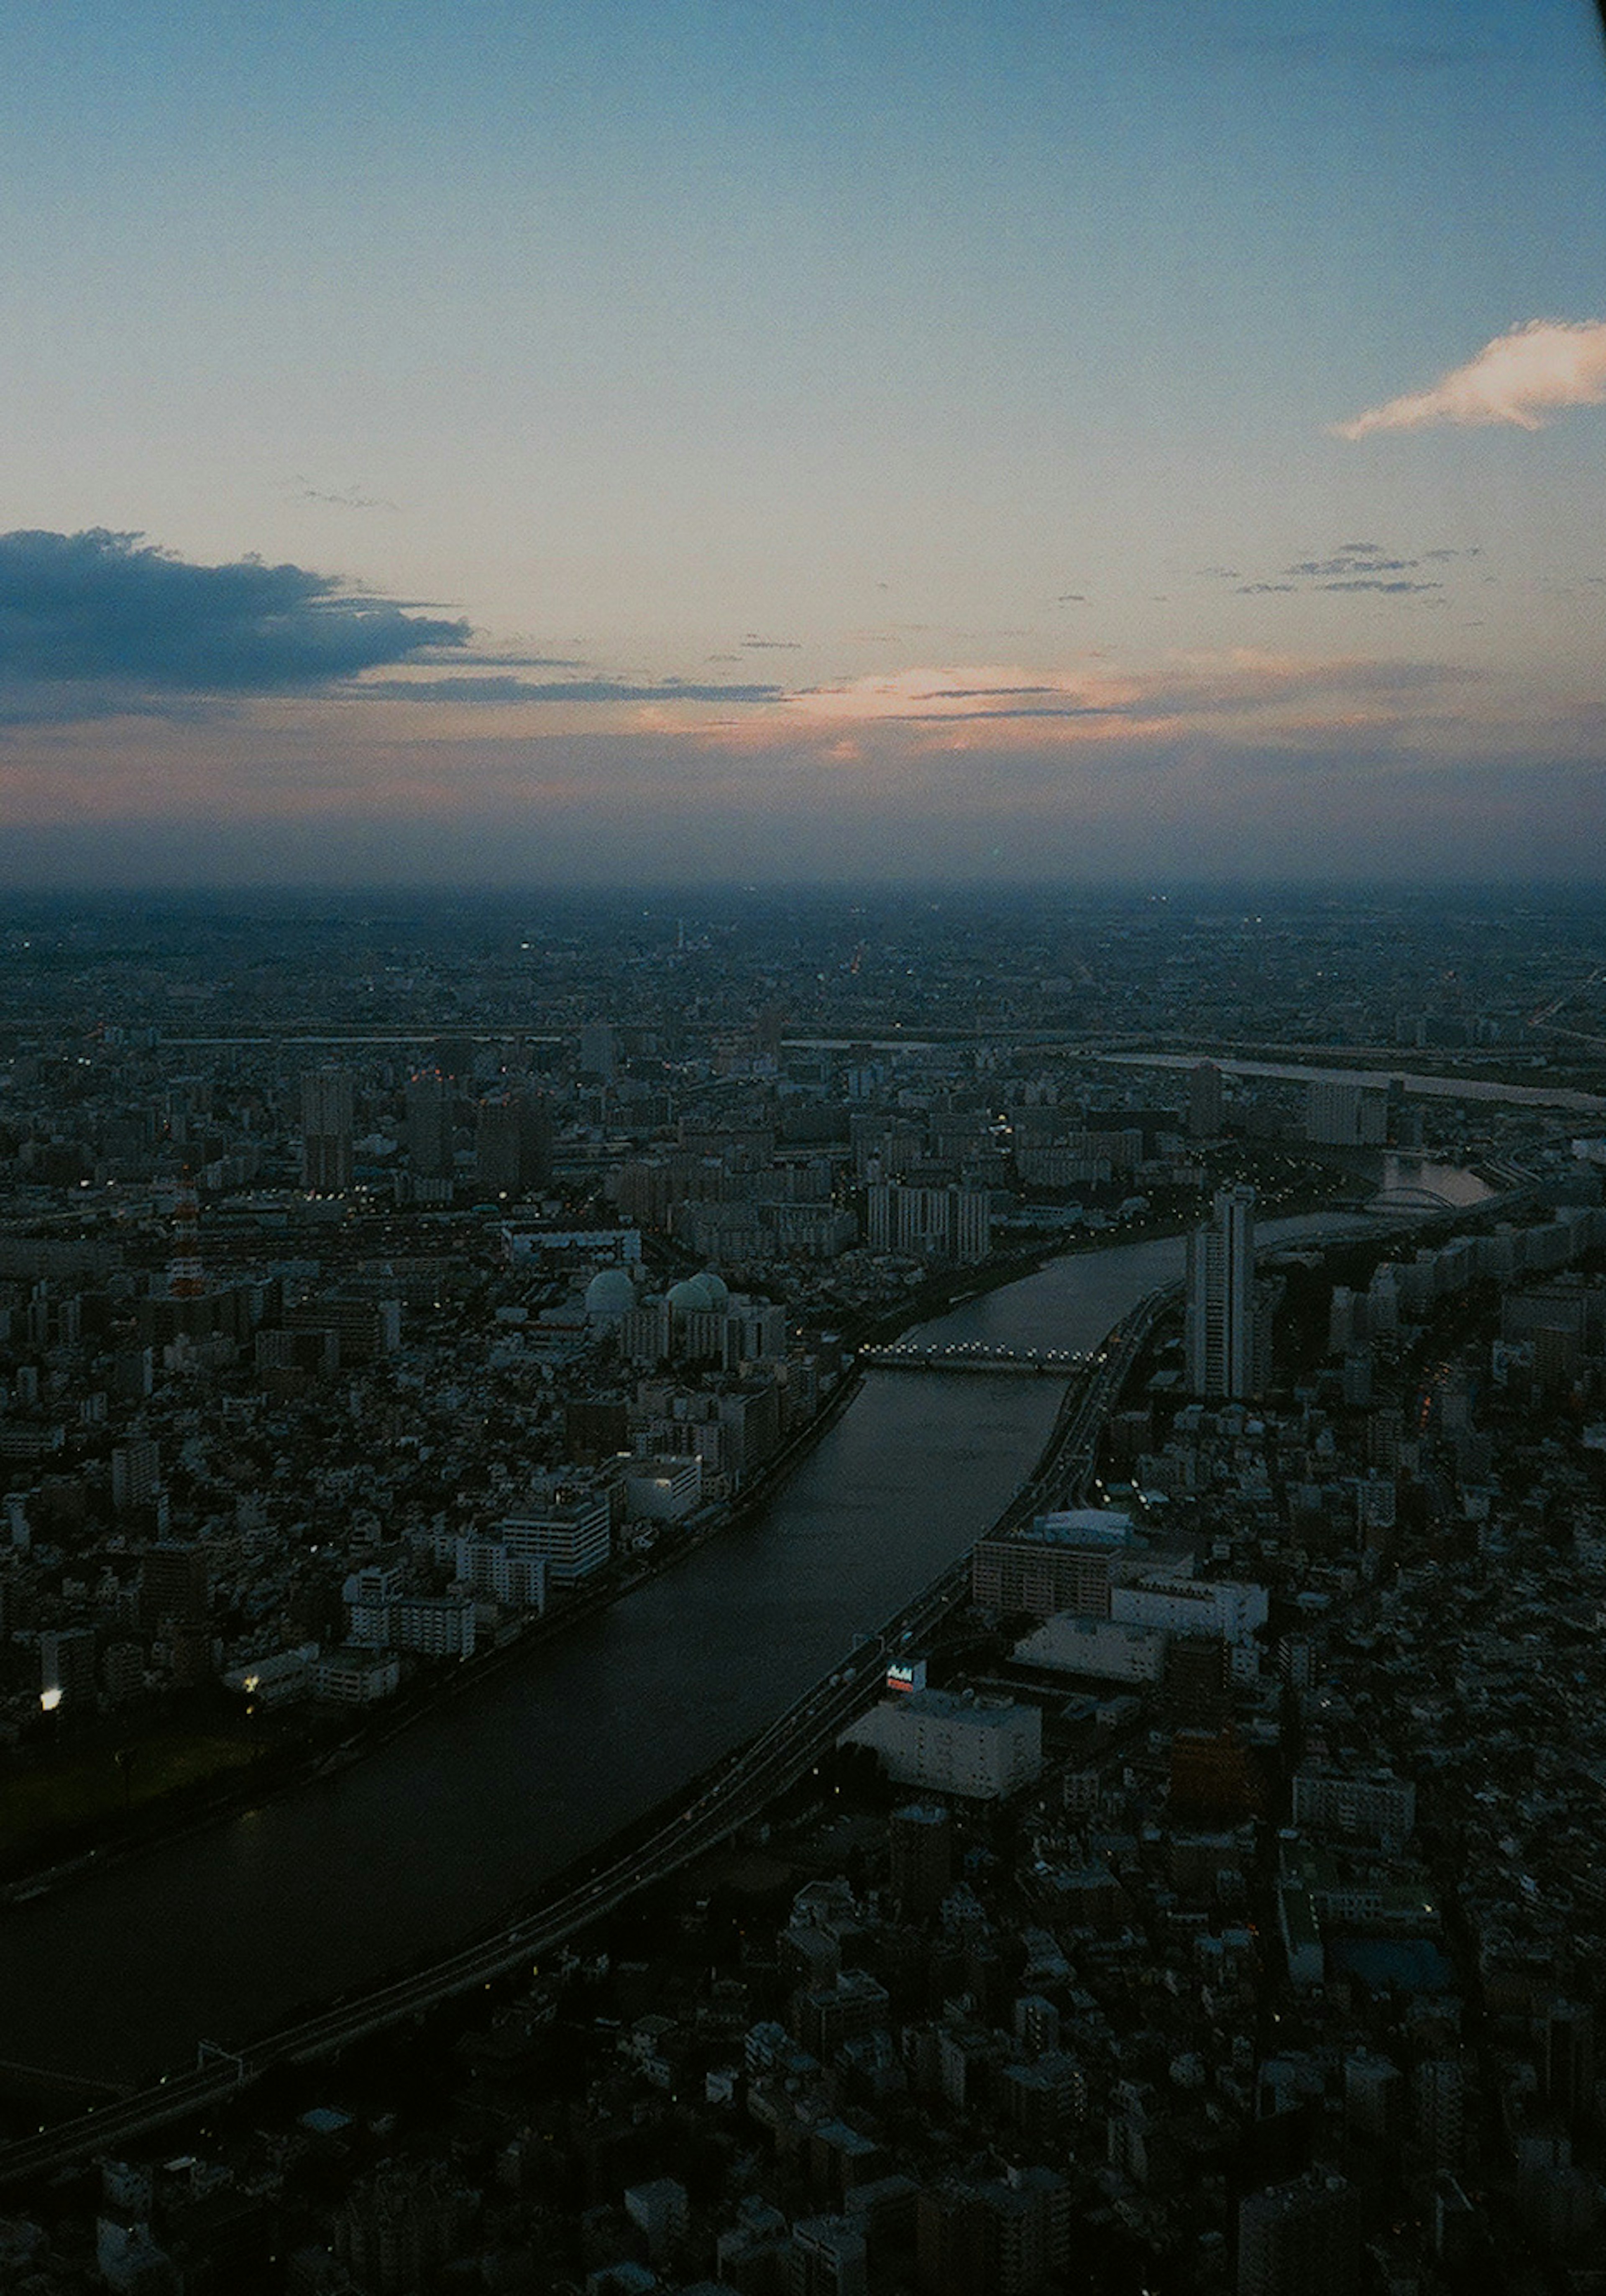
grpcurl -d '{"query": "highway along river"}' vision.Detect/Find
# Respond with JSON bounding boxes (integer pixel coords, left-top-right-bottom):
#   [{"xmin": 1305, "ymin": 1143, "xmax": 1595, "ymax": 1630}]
[{"xmin": 0, "ymin": 1218, "xmax": 1358, "ymax": 2089}]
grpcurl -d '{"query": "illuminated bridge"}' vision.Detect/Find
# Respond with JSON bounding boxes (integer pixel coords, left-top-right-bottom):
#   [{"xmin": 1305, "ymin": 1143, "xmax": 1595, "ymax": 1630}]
[{"xmin": 860, "ymin": 1341, "xmax": 1089, "ymax": 1375}]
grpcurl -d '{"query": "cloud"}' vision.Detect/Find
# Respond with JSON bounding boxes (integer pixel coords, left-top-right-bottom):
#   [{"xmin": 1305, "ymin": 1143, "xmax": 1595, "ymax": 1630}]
[
  {"xmin": 1287, "ymin": 553, "xmax": 1415, "ymax": 576},
  {"xmin": 1233, "ymin": 540, "xmax": 1476, "ymax": 601},
  {"xmin": 0, "ymin": 529, "xmax": 469, "ymax": 721},
  {"xmin": 285, "ymin": 479, "xmax": 398, "ymax": 512},
  {"xmin": 785, "ymin": 665, "xmax": 1146, "ymax": 731},
  {"xmin": 1332, "ymin": 320, "xmax": 1606, "ymax": 437},
  {"xmin": 356, "ymin": 673, "xmax": 786, "ymax": 705},
  {"xmin": 740, "ymin": 634, "xmax": 802, "ymax": 650},
  {"xmin": 1318, "ymin": 578, "xmax": 1441, "ymax": 595},
  {"xmin": 762, "ymin": 653, "xmax": 1471, "ymax": 757}
]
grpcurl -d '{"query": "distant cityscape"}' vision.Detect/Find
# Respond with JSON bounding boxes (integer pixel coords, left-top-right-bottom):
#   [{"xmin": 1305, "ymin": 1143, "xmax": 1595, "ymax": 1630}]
[{"xmin": 3, "ymin": 884, "xmax": 1606, "ymax": 2293}]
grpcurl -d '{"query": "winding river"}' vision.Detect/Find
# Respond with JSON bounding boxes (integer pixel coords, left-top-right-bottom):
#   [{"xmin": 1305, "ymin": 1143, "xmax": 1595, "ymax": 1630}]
[{"xmin": 2, "ymin": 1215, "xmax": 1381, "ymax": 2085}]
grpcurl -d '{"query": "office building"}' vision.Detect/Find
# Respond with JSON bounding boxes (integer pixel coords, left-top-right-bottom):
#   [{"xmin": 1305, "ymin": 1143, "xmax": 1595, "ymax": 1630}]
[
  {"xmin": 788, "ymin": 2214, "xmax": 869, "ymax": 2296},
  {"xmin": 1237, "ymin": 2172, "xmax": 1360, "ymax": 2296},
  {"xmin": 889, "ymin": 1802, "xmax": 952, "ymax": 1921},
  {"xmin": 1186, "ymin": 1185, "xmax": 1256, "ymax": 1400},
  {"xmin": 475, "ymin": 1089, "xmax": 552, "ymax": 1196},
  {"xmin": 404, "ymin": 1072, "xmax": 455, "ymax": 1181},
  {"xmin": 497, "ymin": 1487, "xmax": 613, "ymax": 1585},
  {"xmin": 301, "ymin": 1067, "xmax": 355, "ymax": 1193},
  {"xmin": 1188, "ymin": 1060, "xmax": 1225, "ymax": 1139},
  {"xmin": 111, "ymin": 1436, "xmax": 161, "ymax": 1513},
  {"xmin": 139, "ymin": 1541, "xmax": 209, "ymax": 1633},
  {"xmin": 1292, "ymin": 1765, "xmax": 1416, "ymax": 1846},
  {"xmin": 1305, "ymin": 1079, "xmax": 1388, "ymax": 1148},
  {"xmin": 845, "ymin": 1688, "xmax": 1041, "ymax": 1801},
  {"xmin": 866, "ymin": 1183, "xmax": 992, "ymax": 1264}
]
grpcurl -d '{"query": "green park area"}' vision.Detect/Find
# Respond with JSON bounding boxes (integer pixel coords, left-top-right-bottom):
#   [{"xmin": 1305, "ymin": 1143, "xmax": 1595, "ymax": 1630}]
[{"xmin": 0, "ymin": 1729, "xmax": 267, "ymax": 1872}]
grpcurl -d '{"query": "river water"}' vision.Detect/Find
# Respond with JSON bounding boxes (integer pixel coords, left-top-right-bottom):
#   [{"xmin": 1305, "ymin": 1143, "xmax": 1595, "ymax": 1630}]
[{"xmin": 0, "ymin": 1219, "xmax": 1359, "ymax": 2086}]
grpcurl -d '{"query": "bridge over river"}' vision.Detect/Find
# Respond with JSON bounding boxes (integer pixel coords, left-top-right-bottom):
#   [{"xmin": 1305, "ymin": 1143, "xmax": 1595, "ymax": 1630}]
[{"xmin": 859, "ymin": 1340, "xmax": 1090, "ymax": 1375}]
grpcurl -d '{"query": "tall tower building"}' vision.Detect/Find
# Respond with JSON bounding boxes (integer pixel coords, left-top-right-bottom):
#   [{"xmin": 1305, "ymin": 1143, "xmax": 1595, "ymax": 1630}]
[
  {"xmin": 1186, "ymin": 1184, "xmax": 1256, "ymax": 1399},
  {"xmin": 301, "ymin": 1067, "xmax": 355, "ymax": 1193},
  {"xmin": 404, "ymin": 1071, "xmax": 455, "ymax": 1180},
  {"xmin": 475, "ymin": 1089, "xmax": 552, "ymax": 1196},
  {"xmin": 166, "ymin": 1175, "xmax": 207, "ymax": 1299},
  {"xmin": 1188, "ymin": 1060, "xmax": 1225, "ymax": 1140}
]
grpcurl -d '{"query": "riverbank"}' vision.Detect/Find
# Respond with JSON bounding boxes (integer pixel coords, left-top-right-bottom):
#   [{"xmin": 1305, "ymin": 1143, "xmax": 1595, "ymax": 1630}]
[
  {"xmin": 0, "ymin": 1252, "xmax": 1188, "ymax": 2146},
  {"xmin": 0, "ymin": 1207, "xmax": 1435, "ymax": 2092},
  {"xmin": 0, "ymin": 1357, "xmax": 872, "ymax": 1904}
]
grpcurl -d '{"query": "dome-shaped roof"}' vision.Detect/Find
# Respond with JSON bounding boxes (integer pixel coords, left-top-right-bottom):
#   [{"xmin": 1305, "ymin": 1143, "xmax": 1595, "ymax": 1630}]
[
  {"xmin": 697, "ymin": 1269, "xmax": 730, "ymax": 1308},
  {"xmin": 585, "ymin": 1267, "xmax": 637, "ymax": 1318},
  {"xmin": 667, "ymin": 1274, "xmax": 716, "ymax": 1313}
]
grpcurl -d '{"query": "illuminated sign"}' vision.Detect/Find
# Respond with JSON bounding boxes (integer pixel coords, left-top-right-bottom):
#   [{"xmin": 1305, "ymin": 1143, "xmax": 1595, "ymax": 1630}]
[{"xmin": 886, "ymin": 1659, "xmax": 927, "ymax": 1695}]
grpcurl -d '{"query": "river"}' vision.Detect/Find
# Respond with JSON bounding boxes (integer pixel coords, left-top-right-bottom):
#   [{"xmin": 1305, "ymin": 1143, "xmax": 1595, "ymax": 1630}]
[{"xmin": 0, "ymin": 1218, "xmax": 1360, "ymax": 2088}]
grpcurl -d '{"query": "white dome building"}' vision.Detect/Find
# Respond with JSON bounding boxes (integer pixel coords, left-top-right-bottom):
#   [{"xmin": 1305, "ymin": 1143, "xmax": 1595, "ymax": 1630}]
[
  {"xmin": 666, "ymin": 1273, "xmax": 717, "ymax": 1315},
  {"xmin": 584, "ymin": 1266, "xmax": 638, "ymax": 1325}
]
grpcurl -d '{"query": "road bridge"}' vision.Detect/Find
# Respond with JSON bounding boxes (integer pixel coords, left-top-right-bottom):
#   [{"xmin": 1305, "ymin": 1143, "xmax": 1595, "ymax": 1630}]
[{"xmin": 860, "ymin": 1341, "xmax": 1089, "ymax": 1375}]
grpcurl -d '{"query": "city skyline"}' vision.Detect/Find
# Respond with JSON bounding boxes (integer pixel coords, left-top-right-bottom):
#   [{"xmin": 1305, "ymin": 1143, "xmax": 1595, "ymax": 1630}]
[{"xmin": 3, "ymin": 1, "xmax": 1606, "ymax": 886}]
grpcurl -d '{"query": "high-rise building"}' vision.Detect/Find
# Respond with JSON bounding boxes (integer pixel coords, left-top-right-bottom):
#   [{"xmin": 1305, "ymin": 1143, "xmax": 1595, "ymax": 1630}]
[
  {"xmin": 578, "ymin": 1022, "xmax": 618, "ymax": 1081},
  {"xmin": 889, "ymin": 1802, "xmax": 952, "ymax": 1921},
  {"xmin": 300, "ymin": 1067, "xmax": 355, "ymax": 1193},
  {"xmin": 867, "ymin": 1183, "xmax": 992, "ymax": 1264},
  {"xmin": 1412, "ymin": 2057, "xmax": 1465, "ymax": 2171},
  {"xmin": 496, "ymin": 1488, "xmax": 613, "ymax": 1585},
  {"xmin": 1186, "ymin": 1185, "xmax": 1256, "ymax": 1399},
  {"xmin": 475, "ymin": 1089, "xmax": 552, "ymax": 1196},
  {"xmin": 1237, "ymin": 2172, "xmax": 1360, "ymax": 2296},
  {"xmin": 1305, "ymin": 1079, "xmax": 1387, "ymax": 1147},
  {"xmin": 166, "ymin": 1177, "xmax": 206, "ymax": 1299},
  {"xmin": 139, "ymin": 1541, "xmax": 209, "ymax": 1634},
  {"xmin": 111, "ymin": 1436, "xmax": 161, "ymax": 1513},
  {"xmin": 1540, "ymin": 1998, "xmax": 1595, "ymax": 2125},
  {"xmin": 788, "ymin": 2213, "xmax": 869, "ymax": 2296},
  {"xmin": 404, "ymin": 1072, "xmax": 454, "ymax": 1180},
  {"xmin": 1188, "ymin": 1060, "xmax": 1225, "ymax": 1139}
]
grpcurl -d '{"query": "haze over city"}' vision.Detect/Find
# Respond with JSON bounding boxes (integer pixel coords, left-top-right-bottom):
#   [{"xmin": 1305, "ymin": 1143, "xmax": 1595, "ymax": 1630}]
[{"xmin": 3, "ymin": 0, "xmax": 1606, "ymax": 886}]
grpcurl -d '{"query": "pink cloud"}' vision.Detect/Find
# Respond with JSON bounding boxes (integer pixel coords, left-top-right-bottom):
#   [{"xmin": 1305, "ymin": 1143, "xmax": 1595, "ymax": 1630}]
[{"xmin": 1332, "ymin": 318, "xmax": 1606, "ymax": 438}]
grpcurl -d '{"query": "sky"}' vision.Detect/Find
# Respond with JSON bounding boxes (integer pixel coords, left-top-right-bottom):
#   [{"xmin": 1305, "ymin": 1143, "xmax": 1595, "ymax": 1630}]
[{"xmin": 3, "ymin": 0, "xmax": 1605, "ymax": 888}]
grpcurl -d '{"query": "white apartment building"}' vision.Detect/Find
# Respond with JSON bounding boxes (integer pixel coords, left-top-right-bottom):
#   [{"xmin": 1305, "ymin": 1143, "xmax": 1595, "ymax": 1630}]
[
  {"xmin": 391, "ymin": 1594, "xmax": 477, "ymax": 1661},
  {"xmin": 315, "ymin": 1648, "xmax": 401, "ymax": 1704},
  {"xmin": 455, "ymin": 1535, "xmax": 547, "ymax": 1609},
  {"xmin": 1292, "ymin": 1766, "xmax": 1417, "ymax": 1845},
  {"xmin": 1013, "ymin": 1616, "xmax": 1166, "ymax": 1684},
  {"xmin": 1110, "ymin": 1575, "xmax": 1268, "ymax": 1645},
  {"xmin": 497, "ymin": 1487, "xmax": 613, "ymax": 1584},
  {"xmin": 844, "ymin": 1688, "xmax": 1041, "ymax": 1800}
]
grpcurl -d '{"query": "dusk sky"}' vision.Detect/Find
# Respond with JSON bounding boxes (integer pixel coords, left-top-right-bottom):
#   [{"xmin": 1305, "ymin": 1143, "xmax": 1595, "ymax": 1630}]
[{"xmin": 4, "ymin": 0, "xmax": 1606, "ymax": 886}]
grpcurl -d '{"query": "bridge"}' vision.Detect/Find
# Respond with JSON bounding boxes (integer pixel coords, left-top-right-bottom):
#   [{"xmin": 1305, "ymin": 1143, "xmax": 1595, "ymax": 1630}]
[
  {"xmin": 1364, "ymin": 1184, "xmax": 1463, "ymax": 1215},
  {"xmin": 861, "ymin": 1341, "xmax": 1089, "ymax": 1375}
]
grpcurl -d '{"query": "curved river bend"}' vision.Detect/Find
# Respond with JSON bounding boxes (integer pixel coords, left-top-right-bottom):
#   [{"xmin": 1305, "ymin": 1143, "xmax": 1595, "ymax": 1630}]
[{"xmin": 2, "ymin": 1220, "xmax": 1362, "ymax": 2084}]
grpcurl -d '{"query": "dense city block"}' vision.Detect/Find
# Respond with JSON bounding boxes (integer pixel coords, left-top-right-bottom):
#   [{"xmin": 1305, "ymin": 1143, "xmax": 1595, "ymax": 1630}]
[{"xmin": 3, "ymin": 886, "xmax": 1606, "ymax": 2292}]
